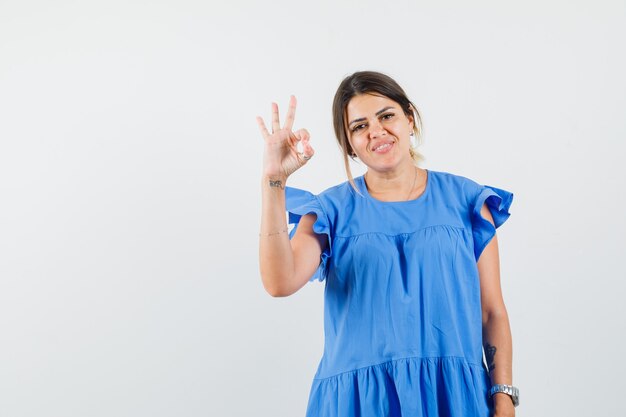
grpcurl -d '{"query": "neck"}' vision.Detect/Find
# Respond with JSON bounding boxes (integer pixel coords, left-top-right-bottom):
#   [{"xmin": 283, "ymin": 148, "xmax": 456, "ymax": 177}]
[{"xmin": 364, "ymin": 162, "xmax": 422, "ymax": 201}]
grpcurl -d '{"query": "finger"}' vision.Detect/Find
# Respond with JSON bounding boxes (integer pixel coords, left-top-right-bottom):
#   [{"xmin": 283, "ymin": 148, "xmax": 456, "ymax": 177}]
[
  {"xmin": 271, "ymin": 102, "xmax": 280, "ymax": 132},
  {"xmin": 256, "ymin": 116, "xmax": 270, "ymax": 139},
  {"xmin": 298, "ymin": 132, "xmax": 314, "ymax": 161},
  {"xmin": 294, "ymin": 128, "xmax": 309, "ymax": 142},
  {"xmin": 283, "ymin": 95, "xmax": 297, "ymax": 131},
  {"xmin": 292, "ymin": 129, "xmax": 311, "ymax": 156},
  {"xmin": 287, "ymin": 131, "xmax": 303, "ymax": 151},
  {"xmin": 302, "ymin": 139, "xmax": 315, "ymax": 159}
]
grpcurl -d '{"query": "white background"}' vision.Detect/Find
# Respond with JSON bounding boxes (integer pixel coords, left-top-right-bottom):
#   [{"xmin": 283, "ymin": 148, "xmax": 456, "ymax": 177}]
[{"xmin": 1, "ymin": 0, "xmax": 625, "ymax": 416}]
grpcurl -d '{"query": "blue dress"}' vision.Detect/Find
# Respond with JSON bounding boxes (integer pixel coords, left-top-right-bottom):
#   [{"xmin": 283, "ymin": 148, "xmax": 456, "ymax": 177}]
[{"xmin": 285, "ymin": 169, "xmax": 513, "ymax": 417}]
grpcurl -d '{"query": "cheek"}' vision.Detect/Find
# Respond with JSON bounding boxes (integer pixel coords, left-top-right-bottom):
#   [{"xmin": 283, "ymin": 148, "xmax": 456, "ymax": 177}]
[{"xmin": 349, "ymin": 135, "xmax": 364, "ymax": 150}]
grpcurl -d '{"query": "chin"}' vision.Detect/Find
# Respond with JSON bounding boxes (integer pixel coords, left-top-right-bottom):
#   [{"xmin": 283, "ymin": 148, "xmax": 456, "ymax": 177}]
[
  {"xmin": 370, "ymin": 154, "xmax": 404, "ymax": 168},
  {"xmin": 366, "ymin": 162, "xmax": 401, "ymax": 173}
]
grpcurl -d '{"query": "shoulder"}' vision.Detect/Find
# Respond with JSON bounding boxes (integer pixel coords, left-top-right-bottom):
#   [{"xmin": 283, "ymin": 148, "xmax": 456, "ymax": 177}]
[
  {"xmin": 428, "ymin": 169, "xmax": 483, "ymax": 203},
  {"xmin": 316, "ymin": 179, "xmax": 361, "ymax": 213},
  {"xmin": 318, "ymin": 179, "xmax": 357, "ymax": 199},
  {"xmin": 286, "ymin": 178, "xmax": 359, "ymax": 218}
]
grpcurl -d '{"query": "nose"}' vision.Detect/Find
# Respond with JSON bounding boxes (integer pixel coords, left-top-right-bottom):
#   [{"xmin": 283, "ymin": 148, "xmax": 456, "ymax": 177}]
[{"xmin": 369, "ymin": 119, "xmax": 386, "ymax": 138}]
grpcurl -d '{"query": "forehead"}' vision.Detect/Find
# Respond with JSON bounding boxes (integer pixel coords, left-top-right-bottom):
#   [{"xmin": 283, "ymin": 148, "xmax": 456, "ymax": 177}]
[{"xmin": 346, "ymin": 94, "xmax": 401, "ymax": 121}]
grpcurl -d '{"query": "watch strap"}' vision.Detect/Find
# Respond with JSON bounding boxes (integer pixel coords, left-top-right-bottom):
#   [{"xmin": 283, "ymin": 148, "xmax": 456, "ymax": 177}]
[{"xmin": 489, "ymin": 384, "xmax": 520, "ymax": 407}]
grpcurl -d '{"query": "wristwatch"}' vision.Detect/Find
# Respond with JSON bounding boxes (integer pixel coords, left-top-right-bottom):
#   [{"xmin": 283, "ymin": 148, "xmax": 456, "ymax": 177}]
[{"xmin": 489, "ymin": 384, "xmax": 519, "ymax": 407}]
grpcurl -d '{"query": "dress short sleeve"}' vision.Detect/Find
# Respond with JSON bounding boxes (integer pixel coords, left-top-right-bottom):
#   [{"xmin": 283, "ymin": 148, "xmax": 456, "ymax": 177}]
[
  {"xmin": 471, "ymin": 185, "xmax": 513, "ymax": 261},
  {"xmin": 285, "ymin": 187, "xmax": 332, "ymax": 282}
]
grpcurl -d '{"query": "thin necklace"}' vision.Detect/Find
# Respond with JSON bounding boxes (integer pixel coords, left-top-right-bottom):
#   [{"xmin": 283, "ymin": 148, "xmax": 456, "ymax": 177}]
[
  {"xmin": 366, "ymin": 167, "xmax": 419, "ymax": 201},
  {"xmin": 406, "ymin": 167, "xmax": 418, "ymax": 200}
]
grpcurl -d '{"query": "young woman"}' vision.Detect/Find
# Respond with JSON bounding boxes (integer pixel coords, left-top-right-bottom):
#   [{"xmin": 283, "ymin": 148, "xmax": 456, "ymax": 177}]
[{"xmin": 257, "ymin": 71, "xmax": 518, "ymax": 417}]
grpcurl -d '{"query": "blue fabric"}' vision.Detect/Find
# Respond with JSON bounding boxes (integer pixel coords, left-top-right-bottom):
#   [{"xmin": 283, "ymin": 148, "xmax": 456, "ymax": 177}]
[
  {"xmin": 285, "ymin": 169, "xmax": 514, "ymax": 417},
  {"xmin": 285, "ymin": 188, "xmax": 332, "ymax": 282}
]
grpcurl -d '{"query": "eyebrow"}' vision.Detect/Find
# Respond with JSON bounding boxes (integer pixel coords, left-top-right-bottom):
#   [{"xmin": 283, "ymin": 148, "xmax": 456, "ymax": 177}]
[{"xmin": 348, "ymin": 106, "xmax": 396, "ymax": 126}]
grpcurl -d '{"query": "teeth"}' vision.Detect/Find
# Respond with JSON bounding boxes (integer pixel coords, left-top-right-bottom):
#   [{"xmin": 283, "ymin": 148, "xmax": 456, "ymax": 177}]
[{"xmin": 374, "ymin": 143, "xmax": 391, "ymax": 151}]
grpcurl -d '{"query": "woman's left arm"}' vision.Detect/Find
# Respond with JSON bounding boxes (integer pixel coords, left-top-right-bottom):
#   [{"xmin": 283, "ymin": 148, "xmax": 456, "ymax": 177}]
[{"xmin": 477, "ymin": 203, "xmax": 515, "ymax": 417}]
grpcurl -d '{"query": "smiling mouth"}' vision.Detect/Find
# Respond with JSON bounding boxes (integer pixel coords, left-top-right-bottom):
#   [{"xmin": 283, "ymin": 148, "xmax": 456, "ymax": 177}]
[{"xmin": 372, "ymin": 141, "xmax": 394, "ymax": 152}]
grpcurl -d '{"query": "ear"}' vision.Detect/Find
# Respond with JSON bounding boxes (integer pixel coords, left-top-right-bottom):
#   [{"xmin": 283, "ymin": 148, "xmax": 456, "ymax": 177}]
[{"xmin": 407, "ymin": 106, "xmax": 415, "ymax": 131}]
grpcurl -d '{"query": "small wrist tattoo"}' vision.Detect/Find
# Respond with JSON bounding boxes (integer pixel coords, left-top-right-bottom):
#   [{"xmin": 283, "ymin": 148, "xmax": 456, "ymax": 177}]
[
  {"xmin": 485, "ymin": 343, "xmax": 497, "ymax": 372},
  {"xmin": 269, "ymin": 179, "xmax": 284, "ymax": 189}
]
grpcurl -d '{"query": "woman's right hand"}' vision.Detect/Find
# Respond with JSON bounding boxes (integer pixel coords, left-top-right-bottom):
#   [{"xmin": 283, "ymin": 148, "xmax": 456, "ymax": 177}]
[{"xmin": 256, "ymin": 95, "xmax": 315, "ymax": 182}]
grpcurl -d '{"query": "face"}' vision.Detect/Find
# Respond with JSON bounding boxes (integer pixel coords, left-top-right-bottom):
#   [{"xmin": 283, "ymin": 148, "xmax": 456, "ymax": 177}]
[{"xmin": 345, "ymin": 94, "xmax": 414, "ymax": 173}]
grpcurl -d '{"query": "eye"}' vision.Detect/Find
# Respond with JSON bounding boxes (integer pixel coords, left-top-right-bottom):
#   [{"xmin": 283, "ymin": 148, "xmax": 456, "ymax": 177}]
[
  {"xmin": 351, "ymin": 123, "xmax": 366, "ymax": 132},
  {"xmin": 381, "ymin": 113, "xmax": 394, "ymax": 120}
]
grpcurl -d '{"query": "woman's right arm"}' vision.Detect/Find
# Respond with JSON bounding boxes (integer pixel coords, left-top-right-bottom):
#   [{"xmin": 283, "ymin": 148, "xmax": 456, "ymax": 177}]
[
  {"xmin": 259, "ymin": 178, "xmax": 327, "ymax": 297},
  {"xmin": 257, "ymin": 96, "xmax": 327, "ymax": 297}
]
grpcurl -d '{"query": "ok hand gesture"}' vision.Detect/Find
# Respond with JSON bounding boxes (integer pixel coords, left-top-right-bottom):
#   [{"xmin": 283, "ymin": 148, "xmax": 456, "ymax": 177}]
[{"xmin": 256, "ymin": 96, "xmax": 314, "ymax": 182}]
